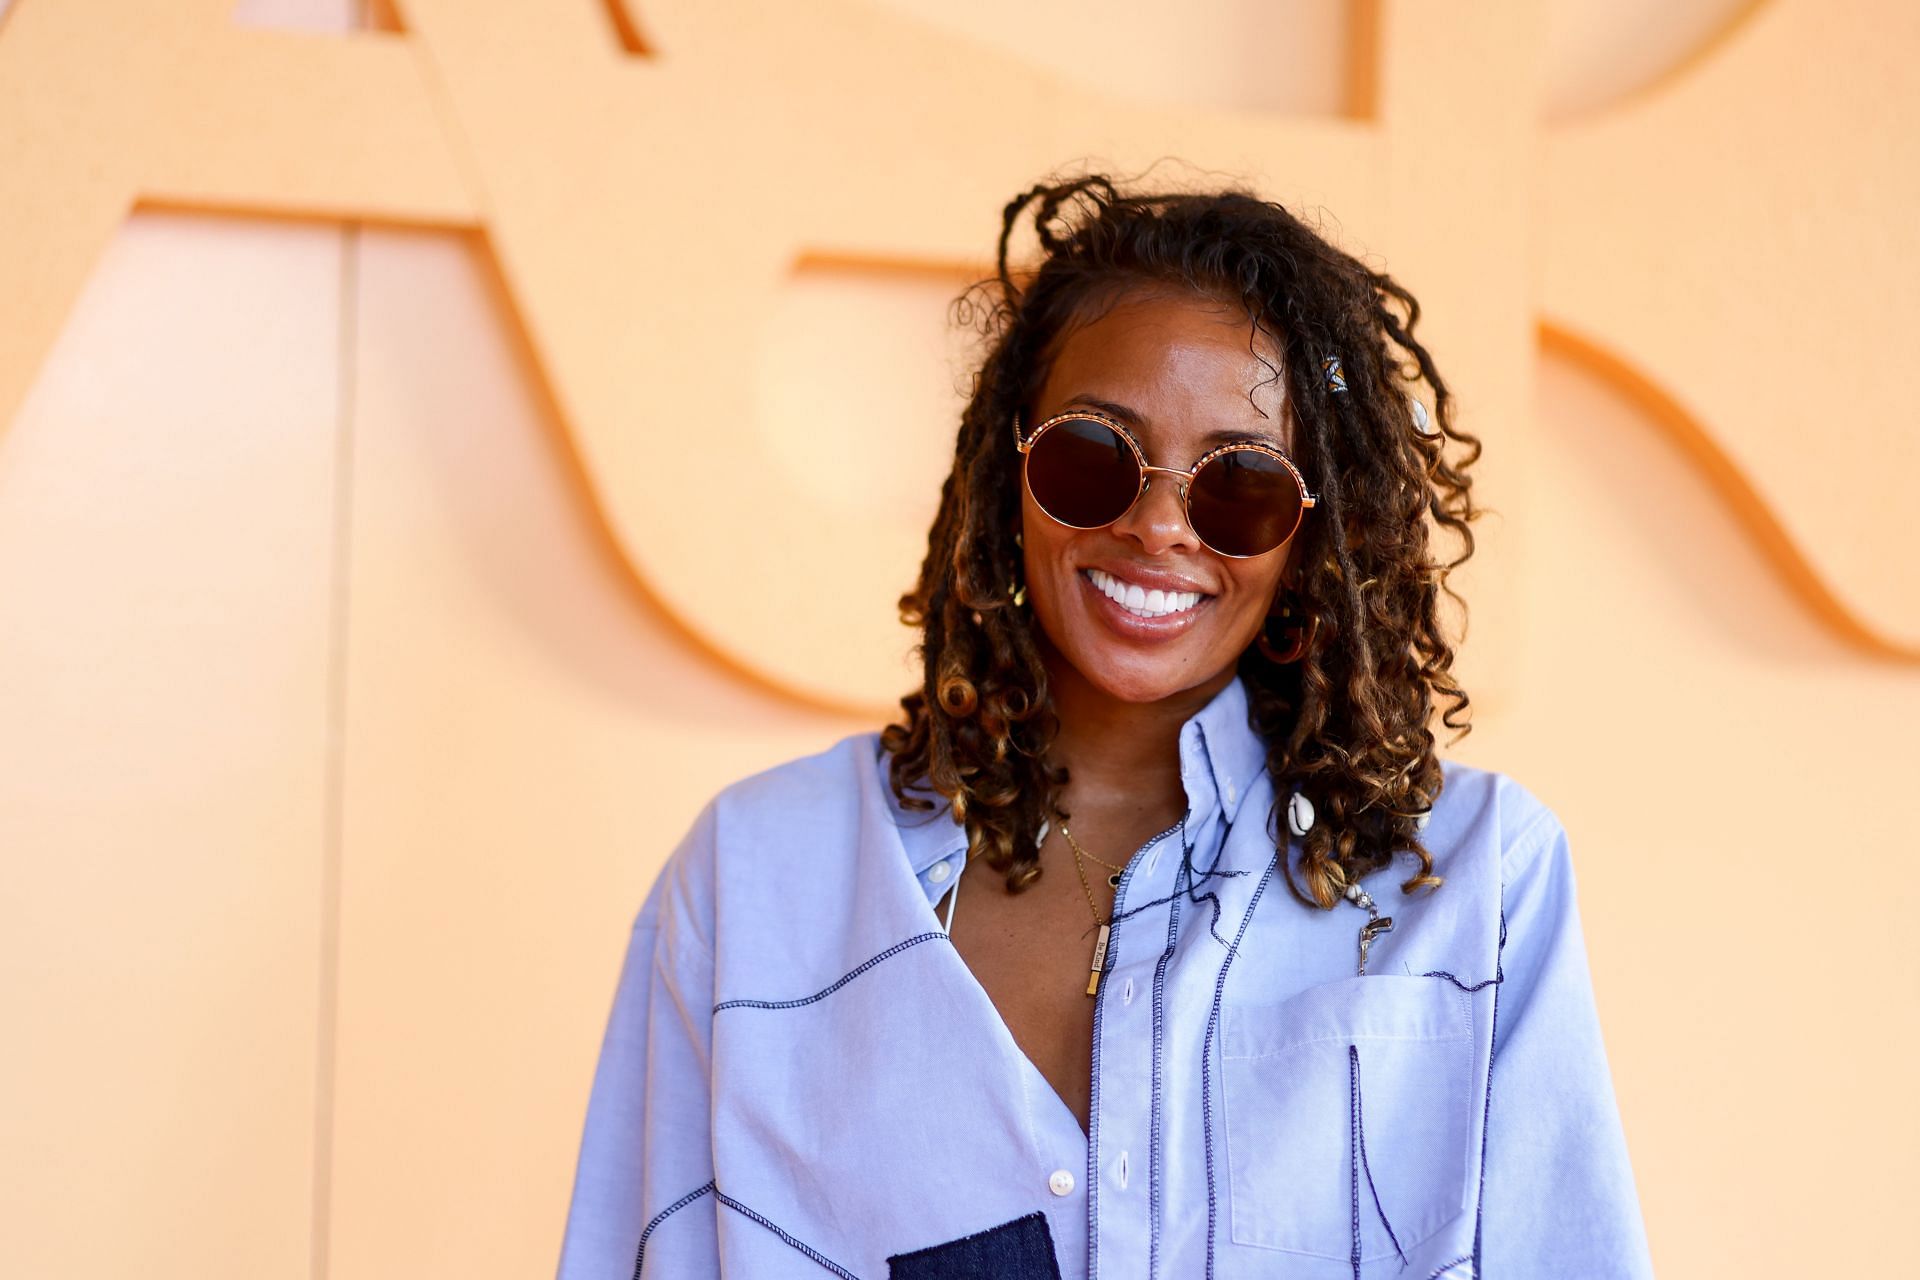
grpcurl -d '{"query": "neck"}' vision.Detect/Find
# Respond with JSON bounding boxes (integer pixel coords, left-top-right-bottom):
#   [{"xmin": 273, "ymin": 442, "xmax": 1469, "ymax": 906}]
[{"xmin": 1041, "ymin": 644, "xmax": 1237, "ymax": 813}]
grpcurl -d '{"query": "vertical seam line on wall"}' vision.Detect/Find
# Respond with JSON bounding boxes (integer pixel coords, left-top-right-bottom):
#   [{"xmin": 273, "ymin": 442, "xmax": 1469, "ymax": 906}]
[{"xmin": 313, "ymin": 184, "xmax": 364, "ymax": 1280}]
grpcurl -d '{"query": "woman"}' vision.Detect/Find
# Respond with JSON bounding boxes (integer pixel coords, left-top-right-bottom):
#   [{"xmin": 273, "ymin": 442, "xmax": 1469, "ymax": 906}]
[{"xmin": 557, "ymin": 175, "xmax": 1654, "ymax": 1279}]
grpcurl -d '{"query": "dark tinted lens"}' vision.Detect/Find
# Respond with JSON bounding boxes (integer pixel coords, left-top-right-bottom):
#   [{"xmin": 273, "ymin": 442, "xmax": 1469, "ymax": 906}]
[
  {"xmin": 1188, "ymin": 448, "xmax": 1304, "ymax": 556},
  {"xmin": 1024, "ymin": 417, "xmax": 1142, "ymax": 528}
]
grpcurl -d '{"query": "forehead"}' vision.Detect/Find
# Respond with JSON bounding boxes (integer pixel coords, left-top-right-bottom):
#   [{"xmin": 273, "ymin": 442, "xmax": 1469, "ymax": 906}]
[{"xmin": 1035, "ymin": 289, "xmax": 1292, "ymax": 451}]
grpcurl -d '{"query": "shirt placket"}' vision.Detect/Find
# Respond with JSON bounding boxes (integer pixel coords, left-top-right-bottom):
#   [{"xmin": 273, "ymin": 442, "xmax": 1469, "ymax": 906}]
[
  {"xmin": 1090, "ymin": 731, "xmax": 1219, "ymax": 1280},
  {"xmin": 1089, "ymin": 852, "xmax": 1162, "ymax": 1278}
]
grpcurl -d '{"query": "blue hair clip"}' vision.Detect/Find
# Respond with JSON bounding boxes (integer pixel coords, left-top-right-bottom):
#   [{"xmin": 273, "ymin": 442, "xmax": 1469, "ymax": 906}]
[{"xmin": 1321, "ymin": 354, "xmax": 1348, "ymax": 394}]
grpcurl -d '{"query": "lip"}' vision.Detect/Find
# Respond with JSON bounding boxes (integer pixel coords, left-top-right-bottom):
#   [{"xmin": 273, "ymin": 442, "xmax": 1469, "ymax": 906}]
[
  {"xmin": 1078, "ymin": 559, "xmax": 1216, "ymax": 596},
  {"xmin": 1078, "ymin": 567, "xmax": 1213, "ymax": 639}
]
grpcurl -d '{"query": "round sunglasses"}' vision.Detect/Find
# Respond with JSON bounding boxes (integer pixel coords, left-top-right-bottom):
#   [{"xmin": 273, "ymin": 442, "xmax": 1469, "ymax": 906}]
[{"xmin": 1014, "ymin": 409, "xmax": 1318, "ymax": 558}]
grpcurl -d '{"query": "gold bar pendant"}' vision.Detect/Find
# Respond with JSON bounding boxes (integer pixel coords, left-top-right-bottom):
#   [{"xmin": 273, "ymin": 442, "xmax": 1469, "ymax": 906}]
[{"xmin": 1085, "ymin": 923, "xmax": 1111, "ymax": 997}]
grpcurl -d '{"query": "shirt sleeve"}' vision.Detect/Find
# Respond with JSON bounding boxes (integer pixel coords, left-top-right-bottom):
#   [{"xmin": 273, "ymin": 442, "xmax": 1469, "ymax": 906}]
[
  {"xmin": 1478, "ymin": 809, "xmax": 1656, "ymax": 1278},
  {"xmin": 556, "ymin": 807, "xmax": 721, "ymax": 1280}
]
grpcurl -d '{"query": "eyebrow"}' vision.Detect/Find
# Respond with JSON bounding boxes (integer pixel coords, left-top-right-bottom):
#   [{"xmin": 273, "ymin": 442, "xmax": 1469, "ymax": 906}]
[{"xmin": 1063, "ymin": 395, "xmax": 1291, "ymax": 453}]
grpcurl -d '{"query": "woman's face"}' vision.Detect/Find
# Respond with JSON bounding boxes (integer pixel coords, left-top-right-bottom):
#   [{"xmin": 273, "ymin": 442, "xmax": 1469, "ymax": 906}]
[{"xmin": 1021, "ymin": 289, "xmax": 1305, "ymax": 706}]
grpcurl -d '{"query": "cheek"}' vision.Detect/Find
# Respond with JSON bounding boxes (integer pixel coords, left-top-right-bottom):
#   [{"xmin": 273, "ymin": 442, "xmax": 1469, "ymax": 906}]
[
  {"xmin": 1220, "ymin": 586, "xmax": 1272, "ymax": 646},
  {"xmin": 1019, "ymin": 493, "xmax": 1076, "ymax": 570},
  {"xmin": 1020, "ymin": 522, "xmax": 1082, "ymax": 609},
  {"xmin": 1220, "ymin": 556, "xmax": 1289, "ymax": 634}
]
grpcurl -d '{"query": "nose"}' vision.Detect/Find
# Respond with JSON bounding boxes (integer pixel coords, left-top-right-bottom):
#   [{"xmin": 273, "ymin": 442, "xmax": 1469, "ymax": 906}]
[{"xmin": 1109, "ymin": 467, "xmax": 1201, "ymax": 557}]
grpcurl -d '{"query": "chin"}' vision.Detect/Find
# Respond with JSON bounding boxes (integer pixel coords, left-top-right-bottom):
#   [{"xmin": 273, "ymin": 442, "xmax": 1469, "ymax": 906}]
[
  {"xmin": 1073, "ymin": 643, "xmax": 1241, "ymax": 704},
  {"xmin": 1036, "ymin": 566, "xmax": 1252, "ymax": 704}
]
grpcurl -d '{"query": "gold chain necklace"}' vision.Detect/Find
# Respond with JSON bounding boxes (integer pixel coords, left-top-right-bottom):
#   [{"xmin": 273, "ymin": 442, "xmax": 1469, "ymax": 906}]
[
  {"xmin": 1056, "ymin": 819, "xmax": 1118, "ymax": 998},
  {"xmin": 1059, "ymin": 820, "xmax": 1128, "ymax": 887}
]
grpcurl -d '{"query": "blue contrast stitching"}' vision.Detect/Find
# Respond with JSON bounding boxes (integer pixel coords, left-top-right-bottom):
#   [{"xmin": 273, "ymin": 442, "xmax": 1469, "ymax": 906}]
[
  {"xmin": 1148, "ymin": 831, "xmax": 1190, "ymax": 1277},
  {"xmin": 1107, "ymin": 860, "xmax": 1245, "ymax": 928},
  {"xmin": 712, "ymin": 931, "xmax": 947, "ymax": 1012},
  {"xmin": 1349, "ymin": 1042, "xmax": 1362, "ymax": 1279},
  {"xmin": 631, "ymin": 1179, "xmax": 716, "ymax": 1280},
  {"xmin": 1420, "ymin": 969, "xmax": 1500, "ymax": 993},
  {"xmin": 1138, "ymin": 807, "xmax": 1263, "ymax": 950},
  {"xmin": 1086, "ymin": 812, "xmax": 1188, "ymax": 1280},
  {"xmin": 1181, "ymin": 811, "xmax": 1249, "ymax": 949},
  {"xmin": 1472, "ymin": 908, "xmax": 1508, "ymax": 1274},
  {"xmin": 1201, "ymin": 848, "xmax": 1279, "ymax": 1280},
  {"xmin": 1349, "ymin": 1044, "xmax": 1410, "ymax": 1271},
  {"xmin": 1425, "ymin": 1254, "xmax": 1473, "ymax": 1279},
  {"xmin": 713, "ymin": 1187, "xmax": 864, "ymax": 1279},
  {"xmin": 1088, "ymin": 939, "xmax": 1104, "ymax": 1280}
]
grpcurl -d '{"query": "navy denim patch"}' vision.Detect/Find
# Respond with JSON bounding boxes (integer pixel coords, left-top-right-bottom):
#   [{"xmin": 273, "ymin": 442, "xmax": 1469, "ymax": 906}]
[{"xmin": 887, "ymin": 1211, "xmax": 1062, "ymax": 1280}]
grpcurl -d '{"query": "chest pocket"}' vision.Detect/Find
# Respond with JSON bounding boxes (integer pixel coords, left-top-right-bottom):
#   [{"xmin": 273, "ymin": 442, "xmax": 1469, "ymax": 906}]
[{"xmin": 1221, "ymin": 974, "xmax": 1476, "ymax": 1262}]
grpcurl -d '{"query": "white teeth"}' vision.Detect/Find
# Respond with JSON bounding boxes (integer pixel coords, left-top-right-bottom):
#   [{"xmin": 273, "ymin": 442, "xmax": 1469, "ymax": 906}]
[{"xmin": 1085, "ymin": 569, "xmax": 1206, "ymax": 619}]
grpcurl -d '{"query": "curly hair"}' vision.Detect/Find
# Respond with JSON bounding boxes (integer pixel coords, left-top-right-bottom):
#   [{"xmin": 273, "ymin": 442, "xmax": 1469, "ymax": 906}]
[{"xmin": 879, "ymin": 171, "xmax": 1483, "ymax": 911}]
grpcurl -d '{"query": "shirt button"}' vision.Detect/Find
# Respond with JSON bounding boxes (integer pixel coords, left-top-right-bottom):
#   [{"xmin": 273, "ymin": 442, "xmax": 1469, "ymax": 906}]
[
  {"xmin": 928, "ymin": 860, "xmax": 951, "ymax": 883},
  {"xmin": 1224, "ymin": 778, "xmax": 1238, "ymax": 806},
  {"xmin": 1048, "ymin": 1169, "xmax": 1075, "ymax": 1196}
]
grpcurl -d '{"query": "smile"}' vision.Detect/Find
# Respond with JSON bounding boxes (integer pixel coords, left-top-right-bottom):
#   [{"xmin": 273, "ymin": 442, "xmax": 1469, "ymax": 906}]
[{"xmin": 1083, "ymin": 568, "xmax": 1208, "ymax": 620}]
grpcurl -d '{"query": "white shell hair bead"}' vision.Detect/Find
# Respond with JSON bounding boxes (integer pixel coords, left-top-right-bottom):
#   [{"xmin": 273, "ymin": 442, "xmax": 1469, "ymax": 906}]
[
  {"xmin": 1409, "ymin": 396, "xmax": 1439, "ymax": 438},
  {"xmin": 1287, "ymin": 791, "xmax": 1315, "ymax": 837},
  {"xmin": 1344, "ymin": 882, "xmax": 1364, "ymax": 902}
]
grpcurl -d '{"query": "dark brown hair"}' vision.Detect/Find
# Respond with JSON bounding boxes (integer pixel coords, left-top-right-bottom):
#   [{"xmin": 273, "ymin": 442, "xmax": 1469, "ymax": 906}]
[{"xmin": 880, "ymin": 172, "xmax": 1482, "ymax": 910}]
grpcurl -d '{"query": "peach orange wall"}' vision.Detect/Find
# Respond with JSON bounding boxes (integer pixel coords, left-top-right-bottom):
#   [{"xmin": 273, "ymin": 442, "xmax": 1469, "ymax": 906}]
[{"xmin": 0, "ymin": 1, "xmax": 1913, "ymax": 1277}]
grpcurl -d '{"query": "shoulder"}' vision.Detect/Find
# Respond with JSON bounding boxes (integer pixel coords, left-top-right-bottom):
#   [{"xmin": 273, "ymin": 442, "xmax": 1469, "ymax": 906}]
[
  {"xmin": 653, "ymin": 731, "xmax": 890, "ymax": 931},
  {"xmin": 670, "ymin": 731, "xmax": 894, "ymax": 867},
  {"xmin": 1385, "ymin": 759, "xmax": 1581, "ymax": 976},
  {"xmin": 1429, "ymin": 758, "xmax": 1571, "ymax": 888},
  {"xmin": 706, "ymin": 730, "xmax": 887, "ymax": 828}
]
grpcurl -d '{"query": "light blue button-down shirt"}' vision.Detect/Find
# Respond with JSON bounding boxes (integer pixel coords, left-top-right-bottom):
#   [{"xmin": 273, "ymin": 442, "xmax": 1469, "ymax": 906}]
[{"xmin": 557, "ymin": 676, "xmax": 1654, "ymax": 1279}]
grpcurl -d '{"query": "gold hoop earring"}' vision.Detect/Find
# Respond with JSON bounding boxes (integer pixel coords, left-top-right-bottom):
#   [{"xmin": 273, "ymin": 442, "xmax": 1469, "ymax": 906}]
[{"xmin": 1255, "ymin": 592, "xmax": 1316, "ymax": 663}]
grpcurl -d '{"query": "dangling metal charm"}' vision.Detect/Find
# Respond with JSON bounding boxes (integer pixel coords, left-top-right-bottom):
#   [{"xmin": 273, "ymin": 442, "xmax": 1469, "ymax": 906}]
[
  {"xmin": 1086, "ymin": 923, "xmax": 1111, "ymax": 997},
  {"xmin": 1343, "ymin": 880, "xmax": 1395, "ymax": 975},
  {"xmin": 1358, "ymin": 916, "xmax": 1395, "ymax": 974}
]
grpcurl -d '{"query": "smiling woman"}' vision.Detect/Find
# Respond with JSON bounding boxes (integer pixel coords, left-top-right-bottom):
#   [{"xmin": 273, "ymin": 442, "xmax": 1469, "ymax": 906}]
[
  {"xmin": 1015, "ymin": 295, "xmax": 1311, "ymax": 709},
  {"xmin": 558, "ymin": 174, "xmax": 1656, "ymax": 1280}
]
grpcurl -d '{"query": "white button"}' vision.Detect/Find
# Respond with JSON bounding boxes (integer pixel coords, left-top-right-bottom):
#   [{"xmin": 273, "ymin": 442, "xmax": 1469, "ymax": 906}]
[
  {"xmin": 1224, "ymin": 778, "xmax": 1238, "ymax": 806},
  {"xmin": 927, "ymin": 860, "xmax": 951, "ymax": 883},
  {"xmin": 1048, "ymin": 1168, "xmax": 1076, "ymax": 1196}
]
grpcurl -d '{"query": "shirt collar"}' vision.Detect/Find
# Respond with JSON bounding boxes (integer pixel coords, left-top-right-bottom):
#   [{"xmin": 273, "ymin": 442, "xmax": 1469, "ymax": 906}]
[
  {"xmin": 1180, "ymin": 672, "xmax": 1268, "ymax": 827},
  {"xmin": 882, "ymin": 674, "xmax": 1270, "ymax": 876},
  {"xmin": 884, "ymin": 755, "xmax": 970, "ymax": 877}
]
